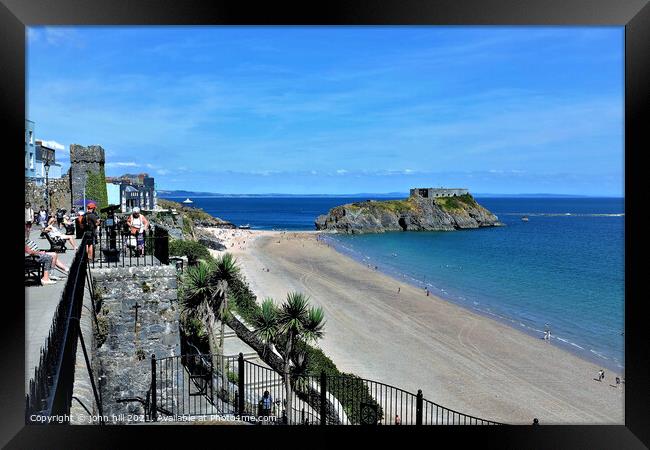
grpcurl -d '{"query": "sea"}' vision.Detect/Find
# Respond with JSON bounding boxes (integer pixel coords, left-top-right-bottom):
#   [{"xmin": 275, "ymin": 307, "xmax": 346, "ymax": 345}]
[{"xmin": 162, "ymin": 196, "xmax": 625, "ymax": 371}]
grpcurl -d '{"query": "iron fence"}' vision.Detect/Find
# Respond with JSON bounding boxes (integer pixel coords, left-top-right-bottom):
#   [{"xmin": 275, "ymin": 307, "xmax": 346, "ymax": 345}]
[
  {"xmin": 90, "ymin": 224, "xmax": 169, "ymax": 268},
  {"xmin": 149, "ymin": 352, "xmax": 504, "ymax": 425},
  {"xmin": 25, "ymin": 235, "xmax": 103, "ymax": 424}
]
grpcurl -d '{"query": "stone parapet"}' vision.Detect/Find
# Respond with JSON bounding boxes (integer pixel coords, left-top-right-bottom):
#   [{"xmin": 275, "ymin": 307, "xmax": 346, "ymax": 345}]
[{"xmin": 93, "ymin": 265, "xmax": 180, "ymax": 424}]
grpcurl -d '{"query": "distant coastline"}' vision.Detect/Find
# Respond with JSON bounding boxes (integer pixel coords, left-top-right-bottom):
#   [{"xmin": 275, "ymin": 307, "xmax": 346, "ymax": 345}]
[{"xmin": 158, "ymin": 191, "xmax": 622, "ymax": 199}]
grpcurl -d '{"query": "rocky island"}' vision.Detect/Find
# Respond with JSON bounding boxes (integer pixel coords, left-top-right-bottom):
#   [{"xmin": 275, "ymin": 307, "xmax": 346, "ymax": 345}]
[{"xmin": 315, "ymin": 187, "xmax": 502, "ymax": 233}]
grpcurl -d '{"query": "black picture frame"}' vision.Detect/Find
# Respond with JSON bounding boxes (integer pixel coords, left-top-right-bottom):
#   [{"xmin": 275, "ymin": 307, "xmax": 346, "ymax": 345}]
[{"xmin": 3, "ymin": 0, "xmax": 648, "ymax": 448}]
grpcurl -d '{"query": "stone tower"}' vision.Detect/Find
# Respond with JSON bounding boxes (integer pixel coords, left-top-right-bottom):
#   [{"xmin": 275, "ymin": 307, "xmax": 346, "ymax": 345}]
[{"xmin": 69, "ymin": 144, "xmax": 105, "ymax": 210}]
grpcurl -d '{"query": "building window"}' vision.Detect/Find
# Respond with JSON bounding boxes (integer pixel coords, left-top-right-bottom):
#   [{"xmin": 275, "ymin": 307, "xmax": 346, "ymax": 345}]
[
  {"xmin": 29, "ymin": 131, "xmax": 33, "ymax": 145},
  {"xmin": 29, "ymin": 153, "xmax": 34, "ymax": 169}
]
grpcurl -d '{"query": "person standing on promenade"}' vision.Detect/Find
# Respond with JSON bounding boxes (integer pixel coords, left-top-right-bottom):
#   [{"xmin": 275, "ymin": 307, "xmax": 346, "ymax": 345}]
[
  {"xmin": 38, "ymin": 205, "xmax": 47, "ymax": 228},
  {"xmin": 25, "ymin": 202, "xmax": 35, "ymax": 238},
  {"xmin": 84, "ymin": 203, "xmax": 100, "ymax": 262},
  {"xmin": 394, "ymin": 414, "xmax": 401, "ymax": 425},
  {"xmin": 127, "ymin": 207, "xmax": 149, "ymax": 256}
]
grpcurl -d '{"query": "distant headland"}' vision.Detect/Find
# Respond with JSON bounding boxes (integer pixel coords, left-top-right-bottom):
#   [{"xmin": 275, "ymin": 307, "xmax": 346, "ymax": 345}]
[{"xmin": 315, "ymin": 187, "xmax": 502, "ymax": 233}]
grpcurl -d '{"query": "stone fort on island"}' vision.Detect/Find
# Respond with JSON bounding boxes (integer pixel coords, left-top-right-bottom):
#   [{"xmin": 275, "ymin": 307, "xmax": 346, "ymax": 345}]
[{"xmin": 409, "ymin": 187, "xmax": 469, "ymax": 199}]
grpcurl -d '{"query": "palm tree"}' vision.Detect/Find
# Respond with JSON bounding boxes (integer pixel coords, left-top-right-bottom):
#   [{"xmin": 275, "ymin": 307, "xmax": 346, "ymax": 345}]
[
  {"xmin": 276, "ymin": 292, "xmax": 325, "ymax": 424},
  {"xmin": 251, "ymin": 298, "xmax": 280, "ymax": 359},
  {"xmin": 179, "ymin": 261, "xmax": 223, "ymax": 375},
  {"xmin": 209, "ymin": 253, "xmax": 241, "ymax": 394}
]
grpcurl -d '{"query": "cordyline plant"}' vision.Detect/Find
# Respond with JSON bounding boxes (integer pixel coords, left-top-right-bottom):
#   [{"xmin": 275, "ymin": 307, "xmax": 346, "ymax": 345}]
[{"xmin": 252, "ymin": 292, "xmax": 325, "ymax": 424}]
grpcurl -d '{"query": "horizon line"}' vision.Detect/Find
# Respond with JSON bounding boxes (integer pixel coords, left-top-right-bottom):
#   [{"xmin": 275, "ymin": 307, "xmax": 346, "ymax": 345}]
[{"xmin": 157, "ymin": 191, "xmax": 624, "ymax": 198}]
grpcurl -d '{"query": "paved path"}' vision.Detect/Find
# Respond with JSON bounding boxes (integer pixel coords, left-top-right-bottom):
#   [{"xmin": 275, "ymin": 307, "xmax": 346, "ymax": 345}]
[{"xmin": 25, "ymin": 229, "xmax": 82, "ymax": 390}]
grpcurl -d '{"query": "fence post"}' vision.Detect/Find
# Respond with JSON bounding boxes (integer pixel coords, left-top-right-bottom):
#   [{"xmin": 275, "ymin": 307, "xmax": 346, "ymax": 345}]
[
  {"xmin": 238, "ymin": 353, "xmax": 245, "ymax": 415},
  {"xmin": 320, "ymin": 371, "xmax": 327, "ymax": 426},
  {"xmin": 151, "ymin": 354, "xmax": 157, "ymax": 422},
  {"xmin": 416, "ymin": 389, "xmax": 423, "ymax": 426}
]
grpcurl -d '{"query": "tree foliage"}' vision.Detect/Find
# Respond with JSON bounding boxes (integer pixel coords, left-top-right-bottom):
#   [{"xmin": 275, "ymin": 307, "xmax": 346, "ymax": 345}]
[
  {"xmin": 85, "ymin": 168, "xmax": 108, "ymax": 213},
  {"xmin": 169, "ymin": 239, "xmax": 213, "ymax": 265}
]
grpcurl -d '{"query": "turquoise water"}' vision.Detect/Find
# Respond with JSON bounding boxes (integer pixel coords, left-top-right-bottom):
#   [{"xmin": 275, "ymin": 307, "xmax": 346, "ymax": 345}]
[
  {"xmin": 162, "ymin": 196, "xmax": 625, "ymax": 370},
  {"xmin": 326, "ymin": 198, "xmax": 625, "ymax": 371}
]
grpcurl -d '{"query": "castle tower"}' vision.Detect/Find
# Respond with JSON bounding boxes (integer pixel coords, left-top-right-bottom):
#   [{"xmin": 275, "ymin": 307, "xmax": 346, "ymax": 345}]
[{"xmin": 69, "ymin": 144, "xmax": 106, "ymax": 210}]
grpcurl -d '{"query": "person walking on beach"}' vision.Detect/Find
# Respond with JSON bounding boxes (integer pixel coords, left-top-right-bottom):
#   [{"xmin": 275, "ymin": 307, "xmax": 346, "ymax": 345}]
[
  {"xmin": 397, "ymin": 287, "xmax": 400, "ymax": 294},
  {"xmin": 615, "ymin": 376, "xmax": 620, "ymax": 387},
  {"xmin": 597, "ymin": 369, "xmax": 603, "ymax": 381},
  {"xmin": 25, "ymin": 202, "xmax": 35, "ymax": 238}
]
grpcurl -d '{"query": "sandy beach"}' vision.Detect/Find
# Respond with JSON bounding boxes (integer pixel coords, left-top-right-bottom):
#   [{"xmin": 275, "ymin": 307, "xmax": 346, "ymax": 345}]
[{"xmin": 205, "ymin": 228, "xmax": 624, "ymax": 424}]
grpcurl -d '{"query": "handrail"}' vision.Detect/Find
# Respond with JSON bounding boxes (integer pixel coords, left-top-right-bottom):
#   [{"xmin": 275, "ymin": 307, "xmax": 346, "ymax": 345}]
[
  {"xmin": 149, "ymin": 351, "xmax": 505, "ymax": 425},
  {"xmin": 26, "ymin": 235, "xmax": 97, "ymax": 422}
]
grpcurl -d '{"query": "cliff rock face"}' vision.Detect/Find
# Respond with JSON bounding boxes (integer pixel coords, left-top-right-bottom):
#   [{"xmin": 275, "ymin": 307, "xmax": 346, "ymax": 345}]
[{"xmin": 315, "ymin": 194, "xmax": 501, "ymax": 233}]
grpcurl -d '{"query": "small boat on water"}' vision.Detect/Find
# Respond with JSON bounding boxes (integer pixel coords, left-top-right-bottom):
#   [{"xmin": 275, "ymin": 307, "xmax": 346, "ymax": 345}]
[
  {"xmin": 182, "ymin": 198, "xmax": 193, "ymax": 204},
  {"xmin": 521, "ymin": 216, "xmax": 529, "ymax": 222},
  {"xmin": 239, "ymin": 224, "xmax": 251, "ymax": 229}
]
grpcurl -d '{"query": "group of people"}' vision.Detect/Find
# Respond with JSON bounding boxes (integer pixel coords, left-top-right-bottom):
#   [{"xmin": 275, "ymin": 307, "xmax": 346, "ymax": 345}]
[{"xmin": 26, "ymin": 201, "xmax": 151, "ymax": 283}]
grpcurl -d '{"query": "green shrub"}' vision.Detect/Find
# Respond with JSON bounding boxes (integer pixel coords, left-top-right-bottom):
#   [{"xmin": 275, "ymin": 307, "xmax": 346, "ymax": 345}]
[
  {"xmin": 228, "ymin": 276, "xmax": 260, "ymax": 324},
  {"xmin": 169, "ymin": 239, "xmax": 212, "ymax": 264}
]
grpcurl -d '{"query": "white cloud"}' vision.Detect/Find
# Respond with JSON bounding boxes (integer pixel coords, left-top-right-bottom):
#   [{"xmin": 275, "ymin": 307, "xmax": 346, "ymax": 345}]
[
  {"xmin": 106, "ymin": 161, "xmax": 138, "ymax": 167},
  {"xmin": 336, "ymin": 169, "xmax": 348, "ymax": 175},
  {"xmin": 157, "ymin": 169, "xmax": 170, "ymax": 175},
  {"xmin": 39, "ymin": 140, "xmax": 65, "ymax": 150}
]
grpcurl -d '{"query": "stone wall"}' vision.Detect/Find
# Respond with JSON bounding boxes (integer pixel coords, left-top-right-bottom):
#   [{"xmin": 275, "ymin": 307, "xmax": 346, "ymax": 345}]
[
  {"xmin": 410, "ymin": 188, "xmax": 469, "ymax": 198},
  {"xmin": 93, "ymin": 265, "xmax": 180, "ymax": 424},
  {"xmin": 69, "ymin": 286, "xmax": 98, "ymax": 424},
  {"xmin": 25, "ymin": 174, "xmax": 72, "ymax": 212},
  {"xmin": 69, "ymin": 144, "xmax": 105, "ymax": 209}
]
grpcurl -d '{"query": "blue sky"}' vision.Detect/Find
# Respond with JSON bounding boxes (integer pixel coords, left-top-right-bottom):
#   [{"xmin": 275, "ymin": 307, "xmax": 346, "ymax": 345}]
[{"xmin": 27, "ymin": 26, "xmax": 624, "ymax": 195}]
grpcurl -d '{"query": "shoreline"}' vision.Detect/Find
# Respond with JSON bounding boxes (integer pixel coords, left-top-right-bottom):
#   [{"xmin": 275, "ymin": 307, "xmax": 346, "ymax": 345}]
[
  {"xmin": 204, "ymin": 228, "xmax": 623, "ymax": 423},
  {"xmin": 204, "ymin": 226, "xmax": 622, "ymax": 373},
  {"xmin": 318, "ymin": 233, "xmax": 624, "ymax": 373}
]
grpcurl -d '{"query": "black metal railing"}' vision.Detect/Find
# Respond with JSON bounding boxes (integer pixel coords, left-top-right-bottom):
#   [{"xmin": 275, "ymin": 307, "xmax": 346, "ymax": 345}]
[
  {"xmin": 90, "ymin": 224, "xmax": 169, "ymax": 268},
  {"xmin": 148, "ymin": 352, "xmax": 504, "ymax": 425},
  {"xmin": 26, "ymin": 235, "xmax": 103, "ymax": 423}
]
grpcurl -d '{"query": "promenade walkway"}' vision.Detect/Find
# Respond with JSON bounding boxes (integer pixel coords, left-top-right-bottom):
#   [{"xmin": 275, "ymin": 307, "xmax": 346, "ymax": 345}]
[{"xmin": 25, "ymin": 229, "xmax": 82, "ymax": 391}]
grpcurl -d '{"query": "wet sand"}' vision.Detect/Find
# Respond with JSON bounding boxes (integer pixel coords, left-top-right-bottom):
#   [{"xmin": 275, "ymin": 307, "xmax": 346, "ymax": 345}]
[{"xmin": 207, "ymin": 229, "xmax": 624, "ymax": 424}]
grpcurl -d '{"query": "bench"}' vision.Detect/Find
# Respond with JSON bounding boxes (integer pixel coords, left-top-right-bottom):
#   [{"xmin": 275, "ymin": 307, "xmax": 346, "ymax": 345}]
[
  {"xmin": 25, "ymin": 255, "xmax": 44, "ymax": 285},
  {"xmin": 44, "ymin": 232, "xmax": 67, "ymax": 253}
]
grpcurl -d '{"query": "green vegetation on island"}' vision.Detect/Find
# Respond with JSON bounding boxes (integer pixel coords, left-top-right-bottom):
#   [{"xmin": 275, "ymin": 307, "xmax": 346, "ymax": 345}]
[
  {"xmin": 316, "ymin": 191, "xmax": 500, "ymax": 233},
  {"xmin": 433, "ymin": 193, "xmax": 479, "ymax": 211}
]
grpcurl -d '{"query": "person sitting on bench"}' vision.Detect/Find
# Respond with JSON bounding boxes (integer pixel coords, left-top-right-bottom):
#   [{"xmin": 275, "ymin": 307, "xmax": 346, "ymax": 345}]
[
  {"xmin": 43, "ymin": 222, "xmax": 78, "ymax": 250},
  {"xmin": 26, "ymin": 238, "xmax": 70, "ymax": 276},
  {"xmin": 62, "ymin": 213, "xmax": 75, "ymax": 235},
  {"xmin": 25, "ymin": 241, "xmax": 67, "ymax": 284}
]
